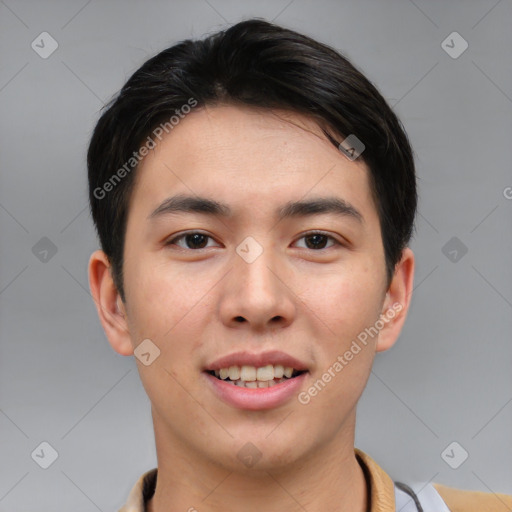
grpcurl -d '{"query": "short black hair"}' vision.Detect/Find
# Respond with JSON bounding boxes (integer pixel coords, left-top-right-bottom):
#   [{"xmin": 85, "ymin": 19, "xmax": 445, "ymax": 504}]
[{"xmin": 88, "ymin": 18, "xmax": 417, "ymax": 302}]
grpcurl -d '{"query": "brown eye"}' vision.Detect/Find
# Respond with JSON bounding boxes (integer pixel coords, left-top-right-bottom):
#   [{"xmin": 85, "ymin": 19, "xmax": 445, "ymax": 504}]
[
  {"xmin": 166, "ymin": 232, "xmax": 217, "ymax": 250},
  {"xmin": 305, "ymin": 234, "xmax": 329, "ymax": 249},
  {"xmin": 295, "ymin": 231, "xmax": 340, "ymax": 250}
]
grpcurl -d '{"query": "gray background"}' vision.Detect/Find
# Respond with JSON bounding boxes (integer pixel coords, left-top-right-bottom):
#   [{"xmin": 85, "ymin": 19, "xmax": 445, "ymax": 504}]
[{"xmin": 1, "ymin": 0, "xmax": 511, "ymax": 510}]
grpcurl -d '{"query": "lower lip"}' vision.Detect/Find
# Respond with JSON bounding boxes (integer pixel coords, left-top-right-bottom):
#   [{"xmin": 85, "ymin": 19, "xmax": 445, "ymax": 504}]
[{"xmin": 204, "ymin": 372, "xmax": 308, "ymax": 410}]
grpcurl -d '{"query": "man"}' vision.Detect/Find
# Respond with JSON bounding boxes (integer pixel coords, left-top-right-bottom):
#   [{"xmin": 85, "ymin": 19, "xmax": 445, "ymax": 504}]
[{"xmin": 86, "ymin": 18, "xmax": 511, "ymax": 512}]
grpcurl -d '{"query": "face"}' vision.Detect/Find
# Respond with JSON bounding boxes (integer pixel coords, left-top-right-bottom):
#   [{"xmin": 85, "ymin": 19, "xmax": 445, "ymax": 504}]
[{"xmin": 90, "ymin": 104, "xmax": 413, "ymax": 473}]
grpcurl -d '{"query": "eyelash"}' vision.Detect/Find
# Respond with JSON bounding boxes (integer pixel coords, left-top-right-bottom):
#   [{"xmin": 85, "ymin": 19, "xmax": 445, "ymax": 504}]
[{"xmin": 165, "ymin": 230, "xmax": 342, "ymax": 251}]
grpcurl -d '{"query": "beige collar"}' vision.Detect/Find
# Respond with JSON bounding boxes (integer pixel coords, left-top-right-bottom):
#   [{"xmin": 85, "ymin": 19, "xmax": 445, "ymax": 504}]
[{"xmin": 120, "ymin": 448, "xmax": 396, "ymax": 512}]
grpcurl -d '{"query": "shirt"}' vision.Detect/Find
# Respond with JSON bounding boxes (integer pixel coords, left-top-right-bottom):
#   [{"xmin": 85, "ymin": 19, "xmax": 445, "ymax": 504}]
[{"xmin": 118, "ymin": 448, "xmax": 512, "ymax": 512}]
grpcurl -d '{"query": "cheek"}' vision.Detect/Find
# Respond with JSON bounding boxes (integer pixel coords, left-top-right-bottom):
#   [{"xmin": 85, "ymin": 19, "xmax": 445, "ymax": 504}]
[
  {"xmin": 298, "ymin": 276, "xmax": 379, "ymax": 421},
  {"xmin": 126, "ymin": 258, "xmax": 211, "ymax": 368},
  {"xmin": 125, "ymin": 255, "xmax": 190, "ymax": 335},
  {"xmin": 125, "ymin": 262, "xmax": 208, "ymax": 414},
  {"xmin": 303, "ymin": 267, "xmax": 383, "ymax": 345}
]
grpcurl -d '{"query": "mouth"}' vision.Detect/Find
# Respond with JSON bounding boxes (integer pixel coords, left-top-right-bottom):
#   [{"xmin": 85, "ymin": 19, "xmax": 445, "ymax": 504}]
[
  {"xmin": 203, "ymin": 350, "xmax": 310, "ymax": 409},
  {"xmin": 205, "ymin": 365, "xmax": 308, "ymax": 389}
]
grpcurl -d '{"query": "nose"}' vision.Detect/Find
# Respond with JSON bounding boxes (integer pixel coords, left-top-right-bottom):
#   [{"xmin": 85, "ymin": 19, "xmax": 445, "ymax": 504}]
[{"xmin": 218, "ymin": 246, "xmax": 297, "ymax": 332}]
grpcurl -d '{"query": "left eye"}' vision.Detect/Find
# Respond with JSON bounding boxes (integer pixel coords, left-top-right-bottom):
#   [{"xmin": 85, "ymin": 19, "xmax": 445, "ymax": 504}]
[
  {"xmin": 294, "ymin": 232, "xmax": 339, "ymax": 250},
  {"xmin": 165, "ymin": 231, "xmax": 340, "ymax": 250}
]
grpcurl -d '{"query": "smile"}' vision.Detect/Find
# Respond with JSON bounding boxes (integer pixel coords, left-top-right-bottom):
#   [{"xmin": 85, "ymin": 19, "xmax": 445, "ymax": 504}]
[{"xmin": 207, "ymin": 364, "xmax": 306, "ymax": 388}]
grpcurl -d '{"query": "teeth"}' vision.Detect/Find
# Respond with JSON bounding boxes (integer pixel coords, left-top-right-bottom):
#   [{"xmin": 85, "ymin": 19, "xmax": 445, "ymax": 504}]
[
  {"xmin": 231, "ymin": 378, "xmax": 288, "ymax": 388},
  {"xmin": 228, "ymin": 366, "xmax": 240, "ymax": 380},
  {"xmin": 211, "ymin": 364, "xmax": 301, "ymax": 383},
  {"xmin": 256, "ymin": 364, "xmax": 274, "ymax": 381},
  {"xmin": 240, "ymin": 365, "xmax": 257, "ymax": 381},
  {"xmin": 273, "ymin": 365, "xmax": 284, "ymax": 378}
]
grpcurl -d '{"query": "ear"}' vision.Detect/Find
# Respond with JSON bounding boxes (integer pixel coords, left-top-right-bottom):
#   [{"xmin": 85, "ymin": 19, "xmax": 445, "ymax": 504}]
[
  {"xmin": 375, "ymin": 247, "xmax": 415, "ymax": 352},
  {"xmin": 88, "ymin": 250, "xmax": 134, "ymax": 356}
]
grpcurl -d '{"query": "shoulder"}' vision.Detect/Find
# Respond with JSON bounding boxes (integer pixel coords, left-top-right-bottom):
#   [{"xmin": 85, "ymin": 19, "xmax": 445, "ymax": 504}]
[{"xmin": 433, "ymin": 482, "xmax": 512, "ymax": 512}]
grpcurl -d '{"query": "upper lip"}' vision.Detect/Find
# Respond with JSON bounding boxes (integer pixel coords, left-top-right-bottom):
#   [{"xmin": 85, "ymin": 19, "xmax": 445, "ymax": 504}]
[{"xmin": 204, "ymin": 350, "xmax": 309, "ymax": 372}]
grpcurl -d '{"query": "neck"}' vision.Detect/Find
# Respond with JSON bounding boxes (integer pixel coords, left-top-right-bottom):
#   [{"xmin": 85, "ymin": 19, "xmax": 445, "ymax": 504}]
[{"xmin": 146, "ymin": 412, "xmax": 368, "ymax": 512}]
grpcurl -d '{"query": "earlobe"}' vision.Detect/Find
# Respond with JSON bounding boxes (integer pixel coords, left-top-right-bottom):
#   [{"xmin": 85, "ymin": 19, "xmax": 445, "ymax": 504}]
[
  {"xmin": 88, "ymin": 250, "xmax": 134, "ymax": 356},
  {"xmin": 375, "ymin": 247, "xmax": 415, "ymax": 353}
]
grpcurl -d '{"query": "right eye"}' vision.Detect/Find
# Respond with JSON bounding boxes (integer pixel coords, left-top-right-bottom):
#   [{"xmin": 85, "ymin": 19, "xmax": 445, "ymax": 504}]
[{"xmin": 164, "ymin": 231, "xmax": 221, "ymax": 250}]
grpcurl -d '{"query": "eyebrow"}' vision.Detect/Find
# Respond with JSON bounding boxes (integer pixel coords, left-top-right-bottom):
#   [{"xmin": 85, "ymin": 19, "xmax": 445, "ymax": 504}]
[{"xmin": 148, "ymin": 194, "xmax": 364, "ymax": 224}]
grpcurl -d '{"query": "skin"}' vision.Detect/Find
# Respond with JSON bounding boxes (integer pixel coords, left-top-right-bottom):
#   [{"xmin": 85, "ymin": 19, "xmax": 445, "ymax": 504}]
[{"xmin": 89, "ymin": 104, "xmax": 414, "ymax": 512}]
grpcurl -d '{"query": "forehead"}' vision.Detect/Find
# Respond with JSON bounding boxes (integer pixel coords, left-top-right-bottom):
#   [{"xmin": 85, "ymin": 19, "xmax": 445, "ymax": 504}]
[
  {"xmin": 130, "ymin": 104, "xmax": 376, "ymax": 223},
  {"xmin": 149, "ymin": 104, "xmax": 347, "ymax": 169}
]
